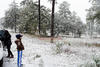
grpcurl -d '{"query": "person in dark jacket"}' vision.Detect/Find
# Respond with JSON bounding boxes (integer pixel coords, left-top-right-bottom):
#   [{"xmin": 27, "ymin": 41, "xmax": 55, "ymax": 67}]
[
  {"xmin": 15, "ymin": 34, "xmax": 24, "ymax": 67},
  {"xmin": 3, "ymin": 30, "xmax": 14, "ymax": 58}
]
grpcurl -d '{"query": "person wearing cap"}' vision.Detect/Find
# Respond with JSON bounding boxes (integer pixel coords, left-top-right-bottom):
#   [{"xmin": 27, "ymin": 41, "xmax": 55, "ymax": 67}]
[{"xmin": 15, "ymin": 34, "xmax": 24, "ymax": 67}]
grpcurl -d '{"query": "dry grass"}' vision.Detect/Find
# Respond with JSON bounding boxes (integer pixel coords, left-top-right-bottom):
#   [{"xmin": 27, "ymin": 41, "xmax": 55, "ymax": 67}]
[{"xmin": 38, "ymin": 37, "xmax": 62, "ymax": 42}]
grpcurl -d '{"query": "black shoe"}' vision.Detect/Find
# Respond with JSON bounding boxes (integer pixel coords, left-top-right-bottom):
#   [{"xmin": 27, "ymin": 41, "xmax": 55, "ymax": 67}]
[
  {"xmin": 6, "ymin": 56, "xmax": 10, "ymax": 58},
  {"xmin": 10, "ymin": 56, "xmax": 14, "ymax": 58},
  {"xmin": 21, "ymin": 64, "xmax": 23, "ymax": 67}
]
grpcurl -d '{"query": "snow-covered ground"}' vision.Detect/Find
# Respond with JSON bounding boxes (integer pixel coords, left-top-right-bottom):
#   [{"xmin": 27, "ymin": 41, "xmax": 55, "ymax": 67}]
[{"xmin": 3, "ymin": 32, "xmax": 100, "ymax": 67}]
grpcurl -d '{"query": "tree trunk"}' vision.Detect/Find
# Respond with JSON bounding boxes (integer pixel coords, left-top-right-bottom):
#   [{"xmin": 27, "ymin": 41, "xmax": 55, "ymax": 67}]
[
  {"xmin": 38, "ymin": 0, "xmax": 41, "ymax": 35},
  {"xmin": 14, "ymin": 12, "xmax": 17, "ymax": 33},
  {"xmin": 51, "ymin": 0, "xmax": 55, "ymax": 43},
  {"xmin": 15, "ymin": 25, "xmax": 16, "ymax": 33}
]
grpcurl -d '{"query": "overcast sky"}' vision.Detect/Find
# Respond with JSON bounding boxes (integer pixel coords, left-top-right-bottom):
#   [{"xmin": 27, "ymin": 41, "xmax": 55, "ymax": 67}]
[{"xmin": 0, "ymin": 0, "xmax": 92, "ymax": 23}]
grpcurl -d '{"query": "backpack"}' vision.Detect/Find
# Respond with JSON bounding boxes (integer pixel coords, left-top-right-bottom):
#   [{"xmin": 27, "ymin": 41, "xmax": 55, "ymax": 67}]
[
  {"xmin": 0, "ymin": 30, "xmax": 12, "ymax": 47},
  {"xmin": 0, "ymin": 30, "xmax": 5, "ymax": 41}
]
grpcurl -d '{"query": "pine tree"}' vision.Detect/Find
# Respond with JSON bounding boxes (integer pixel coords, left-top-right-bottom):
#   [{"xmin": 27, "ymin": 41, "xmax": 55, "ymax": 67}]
[{"xmin": 4, "ymin": 0, "xmax": 19, "ymax": 32}]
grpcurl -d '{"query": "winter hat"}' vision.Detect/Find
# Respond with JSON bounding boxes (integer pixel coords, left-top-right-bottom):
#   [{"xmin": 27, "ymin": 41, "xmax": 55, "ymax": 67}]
[{"xmin": 16, "ymin": 34, "xmax": 23, "ymax": 39}]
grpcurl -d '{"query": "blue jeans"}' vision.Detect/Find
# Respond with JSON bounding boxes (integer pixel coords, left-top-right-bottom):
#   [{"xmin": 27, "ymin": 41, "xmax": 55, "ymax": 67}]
[{"xmin": 17, "ymin": 50, "xmax": 22, "ymax": 67}]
